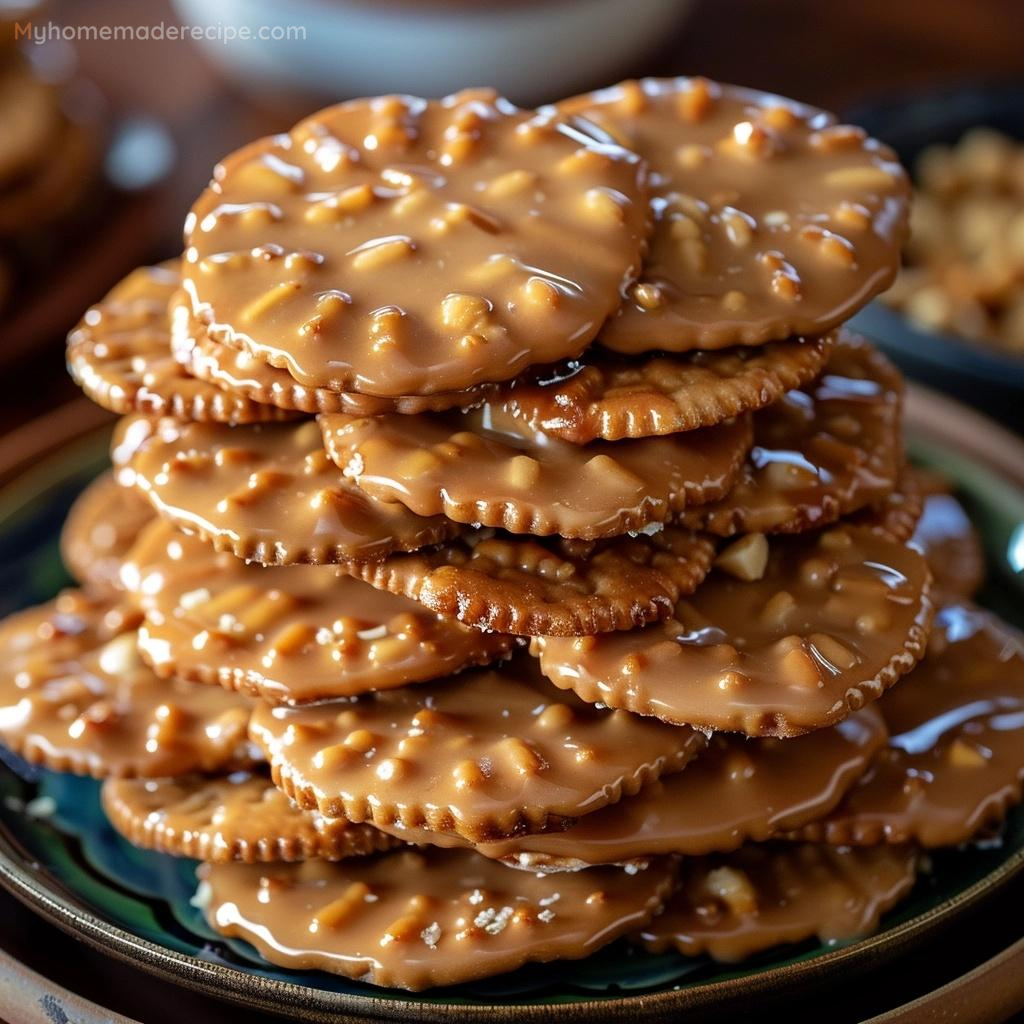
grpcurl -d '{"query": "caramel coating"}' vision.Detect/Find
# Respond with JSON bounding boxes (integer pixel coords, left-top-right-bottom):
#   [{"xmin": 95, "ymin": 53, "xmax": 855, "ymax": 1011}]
[
  {"xmin": 556, "ymin": 77, "xmax": 908, "ymax": 351},
  {"xmin": 120, "ymin": 416, "xmax": 462, "ymax": 565},
  {"xmin": 681, "ymin": 334, "xmax": 903, "ymax": 536},
  {"xmin": 388, "ymin": 707, "xmax": 887, "ymax": 870},
  {"xmin": 66, "ymin": 263, "xmax": 294, "ymax": 425},
  {"xmin": 183, "ymin": 90, "xmax": 649, "ymax": 398},
  {"xmin": 534, "ymin": 527, "xmax": 933, "ymax": 737},
  {"xmin": 319, "ymin": 407, "xmax": 751, "ymax": 539},
  {"xmin": 124, "ymin": 519, "xmax": 513, "ymax": 704},
  {"xmin": 795, "ymin": 602, "xmax": 1024, "ymax": 847},
  {"xmin": 635, "ymin": 843, "xmax": 918, "ymax": 962},
  {"xmin": 0, "ymin": 591, "xmax": 253, "ymax": 777},
  {"xmin": 102, "ymin": 772, "xmax": 399, "ymax": 862},
  {"xmin": 344, "ymin": 526, "xmax": 717, "ymax": 636},
  {"xmin": 60, "ymin": 471, "xmax": 154, "ymax": 592},
  {"xmin": 494, "ymin": 333, "xmax": 836, "ymax": 444},
  {"xmin": 198, "ymin": 848, "xmax": 675, "ymax": 990},
  {"xmin": 250, "ymin": 655, "xmax": 706, "ymax": 841},
  {"xmin": 172, "ymin": 297, "xmax": 496, "ymax": 416}
]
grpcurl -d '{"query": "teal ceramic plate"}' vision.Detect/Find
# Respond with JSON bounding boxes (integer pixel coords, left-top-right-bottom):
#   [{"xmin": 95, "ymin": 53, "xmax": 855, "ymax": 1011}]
[{"xmin": 0, "ymin": 388, "xmax": 1023, "ymax": 1023}]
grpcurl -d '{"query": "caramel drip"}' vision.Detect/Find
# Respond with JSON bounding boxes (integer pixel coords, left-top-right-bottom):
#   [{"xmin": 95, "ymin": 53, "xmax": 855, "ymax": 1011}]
[
  {"xmin": 183, "ymin": 90, "xmax": 649, "ymax": 397},
  {"xmin": 120, "ymin": 415, "xmax": 462, "ymax": 565},
  {"xmin": 382, "ymin": 707, "xmax": 888, "ymax": 870},
  {"xmin": 797, "ymin": 602, "xmax": 1024, "ymax": 847},
  {"xmin": 680, "ymin": 334, "xmax": 903, "ymax": 536}
]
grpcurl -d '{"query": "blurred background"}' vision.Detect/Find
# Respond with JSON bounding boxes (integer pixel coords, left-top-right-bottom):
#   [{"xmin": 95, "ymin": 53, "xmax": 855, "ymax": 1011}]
[{"xmin": 2, "ymin": 0, "xmax": 1024, "ymax": 444}]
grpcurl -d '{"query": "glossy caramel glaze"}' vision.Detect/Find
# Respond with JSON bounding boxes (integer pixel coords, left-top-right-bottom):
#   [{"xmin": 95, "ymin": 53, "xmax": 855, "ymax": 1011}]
[
  {"xmin": 250, "ymin": 655, "xmax": 706, "ymax": 841},
  {"xmin": 635, "ymin": 843, "xmax": 918, "ymax": 962},
  {"xmin": 795, "ymin": 602, "xmax": 1024, "ymax": 847},
  {"xmin": 681, "ymin": 335, "xmax": 903, "ymax": 536},
  {"xmin": 0, "ymin": 591, "xmax": 253, "ymax": 777},
  {"xmin": 197, "ymin": 848, "xmax": 676, "ymax": 990},
  {"xmin": 534, "ymin": 527, "xmax": 933, "ymax": 736},
  {"xmin": 123, "ymin": 519, "xmax": 513, "ymax": 703},
  {"xmin": 171, "ymin": 297, "xmax": 497, "ymax": 416},
  {"xmin": 184, "ymin": 90, "xmax": 649, "ymax": 397},
  {"xmin": 384, "ymin": 707, "xmax": 888, "ymax": 870},
  {"xmin": 60, "ymin": 471, "xmax": 154, "ymax": 593},
  {"xmin": 557, "ymin": 77, "xmax": 908, "ymax": 351},
  {"xmin": 319, "ymin": 406, "xmax": 751, "ymax": 539},
  {"xmin": 848, "ymin": 467, "xmax": 924, "ymax": 544}
]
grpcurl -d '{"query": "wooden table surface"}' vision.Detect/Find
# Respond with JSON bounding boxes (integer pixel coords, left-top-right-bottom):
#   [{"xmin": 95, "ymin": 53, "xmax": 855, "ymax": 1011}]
[{"xmin": 2, "ymin": 0, "xmax": 1024, "ymax": 1019}]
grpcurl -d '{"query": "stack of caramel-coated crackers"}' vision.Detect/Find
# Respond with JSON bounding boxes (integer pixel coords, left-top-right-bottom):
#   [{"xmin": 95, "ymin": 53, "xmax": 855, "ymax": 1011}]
[{"xmin": 0, "ymin": 78, "xmax": 1019, "ymax": 991}]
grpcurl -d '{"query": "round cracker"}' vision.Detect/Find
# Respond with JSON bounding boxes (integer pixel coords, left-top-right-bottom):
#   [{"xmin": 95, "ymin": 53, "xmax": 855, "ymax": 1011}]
[
  {"xmin": 60, "ymin": 471, "xmax": 154, "ymax": 592},
  {"xmin": 494, "ymin": 332, "xmax": 836, "ymax": 443},
  {"xmin": 119, "ymin": 416, "xmax": 462, "ymax": 565},
  {"xmin": 67, "ymin": 263, "xmax": 294, "ymax": 424},
  {"xmin": 344, "ymin": 526, "xmax": 717, "ymax": 636},
  {"xmin": 533, "ymin": 526, "xmax": 934, "ymax": 737},
  {"xmin": 634, "ymin": 843, "xmax": 918, "ymax": 962},
  {"xmin": 183, "ymin": 89, "xmax": 649, "ymax": 398},
  {"xmin": 794, "ymin": 602, "xmax": 1024, "ymax": 848},
  {"xmin": 0, "ymin": 591, "xmax": 253, "ymax": 778},
  {"xmin": 171, "ymin": 301, "xmax": 496, "ymax": 416},
  {"xmin": 386, "ymin": 706, "xmax": 888, "ymax": 871},
  {"xmin": 555, "ymin": 77, "xmax": 908, "ymax": 352},
  {"xmin": 319, "ymin": 407, "xmax": 752, "ymax": 540},
  {"xmin": 197, "ymin": 848, "xmax": 676, "ymax": 990},
  {"xmin": 250, "ymin": 654, "xmax": 707, "ymax": 842},
  {"xmin": 680, "ymin": 334, "xmax": 904, "ymax": 536},
  {"xmin": 123, "ymin": 519, "xmax": 514, "ymax": 704},
  {"xmin": 101, "ymin": 772, "xmax": 400, "ymax": 862}
]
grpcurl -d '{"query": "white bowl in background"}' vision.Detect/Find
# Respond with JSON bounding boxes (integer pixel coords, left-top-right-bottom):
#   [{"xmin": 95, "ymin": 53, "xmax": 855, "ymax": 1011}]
[{"xmin": 171, "ymin": 0, "xmax": 692, "ymax": 105}]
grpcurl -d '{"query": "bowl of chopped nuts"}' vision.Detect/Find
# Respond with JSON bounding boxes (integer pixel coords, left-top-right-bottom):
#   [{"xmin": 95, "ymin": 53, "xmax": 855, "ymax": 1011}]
[{"xmin": 848, "ymin": 85, "xmax": 1024, "ymax": 430}]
